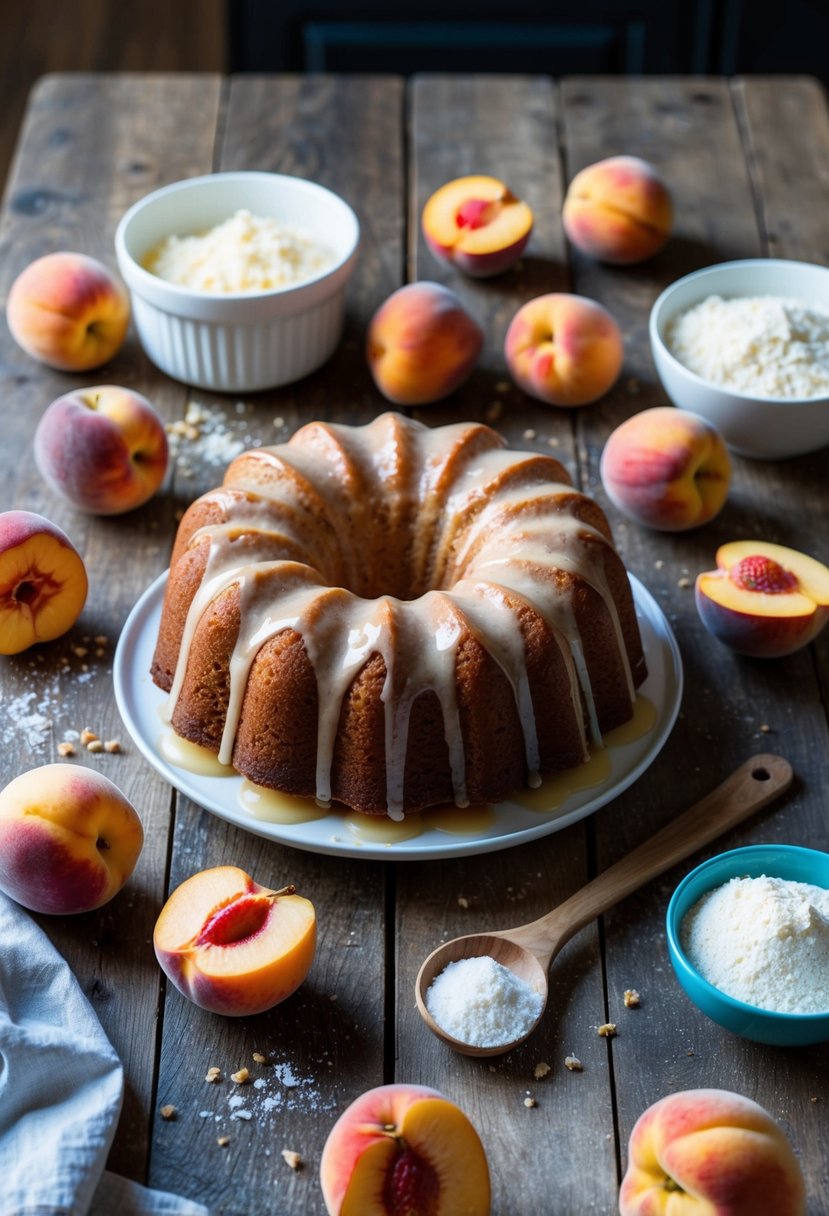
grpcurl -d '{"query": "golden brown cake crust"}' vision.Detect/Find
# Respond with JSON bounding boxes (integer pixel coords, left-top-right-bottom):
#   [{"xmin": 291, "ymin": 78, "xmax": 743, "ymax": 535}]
[{"xmin": 152, "ymin": 413, "xmax": 647, "ymax": 817}]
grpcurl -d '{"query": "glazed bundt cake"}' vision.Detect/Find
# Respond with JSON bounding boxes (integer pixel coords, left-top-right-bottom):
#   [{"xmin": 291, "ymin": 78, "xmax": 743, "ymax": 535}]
[{"xmin": 152, "ymin": 412, "xmax": 647, "ymax": 819}]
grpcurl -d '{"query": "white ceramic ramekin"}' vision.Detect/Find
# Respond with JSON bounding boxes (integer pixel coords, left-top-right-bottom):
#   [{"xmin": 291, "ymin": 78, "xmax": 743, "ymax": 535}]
[
  {"xmin": 115, "ymin": 172, "xmax": 360, "ymax": 393},
  {"xmin": 649, "ymin": 258, "xmax": 829, "ymax": 459}
]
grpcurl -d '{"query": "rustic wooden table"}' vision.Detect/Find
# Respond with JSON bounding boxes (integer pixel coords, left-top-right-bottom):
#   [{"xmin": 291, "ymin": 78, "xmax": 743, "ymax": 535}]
[{"xmin": 1, "ymin": 72, "xmax": 828, "ymax": 1215}]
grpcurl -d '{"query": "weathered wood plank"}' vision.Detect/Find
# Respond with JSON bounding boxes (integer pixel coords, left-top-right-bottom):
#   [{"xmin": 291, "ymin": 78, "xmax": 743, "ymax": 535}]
[
  {"xmin": 561, "ymin": 76, "xmax": 829, "ymax": 1216},
  {"xmin": 0, "ymin": 72, "xmax": 223, "ymax": 1180},
  {"xmin": 146, "ymin": 76, "xmax": 405, "ymax": 1213},
  {"xmin": 733, "ymin": 75, "xmax": 829, "ymax": 719},
  {"xmin": 397, "ymin": 75, "xmax": 619, "ymax": 1216}
]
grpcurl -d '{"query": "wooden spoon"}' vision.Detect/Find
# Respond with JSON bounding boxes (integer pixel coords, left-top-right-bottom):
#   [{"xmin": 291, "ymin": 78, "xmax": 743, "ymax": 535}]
[{"xmin": 415, "ymin": 754, "xmax": 793, "ymax": 1057}]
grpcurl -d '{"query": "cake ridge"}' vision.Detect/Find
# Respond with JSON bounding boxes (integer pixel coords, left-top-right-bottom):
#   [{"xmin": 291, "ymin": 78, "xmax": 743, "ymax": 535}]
[{"xmin": 153, "ymin": 412, "xmax": 647, "ymax": 817}]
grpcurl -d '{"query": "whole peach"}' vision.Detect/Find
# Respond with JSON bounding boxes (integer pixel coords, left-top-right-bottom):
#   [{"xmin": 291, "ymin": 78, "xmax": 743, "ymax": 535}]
[
  {"xmin": 367, "ymin": 281, "xmax": 483, "ymax": 405},
  {"xmin": 600, "ymin": 406, "xmax": 731, "ymax": 531},
  {"xmin": 7, "ymin": 252, "xmax": 130, "ymax": 371},
  {"xmin": 620, "ymin": 1088, "xmax": 806, "ymax": 1215},
  {"xmin": 35, "ymin": 385, "xmax": 168, "ymax": 515},
  {"xmin": 504, "ymin": 292, "xmax": 623, "ymax": 407},
  {"xmin": 0, "ymin": 764, "xmax": 144, "ymax": 915},
  {"xmin": 153, "ymin": 865, "xmax": 316, "ymax": 1017},
  {"xmin": 0, "ymin": 510, "xmax": 88, "ymax": 655},
  {"xmin": 563, "ymin": 155, "xmax": 673, "ymax": 265},
  {"xmin": 320, "ymin": 1083, "xmax": 491, "ymax": 1216}
]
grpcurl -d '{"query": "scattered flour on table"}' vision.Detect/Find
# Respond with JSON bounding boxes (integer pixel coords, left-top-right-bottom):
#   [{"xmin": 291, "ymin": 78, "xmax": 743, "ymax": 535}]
[
  {"xmin": 666, "ymin": 294, "xmax": 829, "ymax": 398},
  {"xmin": 201, "ymin": 1054, "xmax": 336, "ymax": 1130},
  {"xmin": 681, "ymin": 874, "xmax": 829, "ymax": 1014},
  {"xmin": 425, "ymin": 955, "xmax": 544, "ymax": 1048}
]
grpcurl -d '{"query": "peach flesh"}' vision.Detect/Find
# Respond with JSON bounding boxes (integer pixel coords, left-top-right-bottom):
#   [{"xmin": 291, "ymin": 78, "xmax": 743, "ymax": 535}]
[
  {"xmin": 422, "ymin": 175, "xmax": 533, "ymax": 277},
  {"xmin": 0, "ymin": 511, "xmax": 88, "ymax": 655},
  {"xmin": 154, "ymin": 866, "xmax": 316, "ymax": 1016},
  {"xmin": 695, "ymin": 540, "xmax": 829, "ymax": 657},
  {"xmin": 196, "ymin": 888, "xmax": 287, "ymax": 947},
  {"xmin": 456, "ymin": 197, "xmax": 498, "ymax": 229},
  {"xmin": 320, "ymin": 1084, "xmax": 490, "ymax": 1216}
]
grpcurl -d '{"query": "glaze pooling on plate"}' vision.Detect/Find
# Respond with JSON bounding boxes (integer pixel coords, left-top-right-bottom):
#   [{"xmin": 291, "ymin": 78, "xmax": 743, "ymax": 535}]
[{"xmin": 114, "ymin": 573, "xmax": 682, "ymax": 861}]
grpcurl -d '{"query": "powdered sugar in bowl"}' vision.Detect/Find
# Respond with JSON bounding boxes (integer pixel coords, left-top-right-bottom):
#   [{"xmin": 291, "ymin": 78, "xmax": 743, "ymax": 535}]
[
  {"xmin": 649, "ymin": 259, "xmax": 829, "ymax": 459},
  {"xmin": 115, "ymin": 172, "xmax": 360, "ymax": 393},
  {"xmin": 666, "ymin": 843, "xmax": 829, "ymax": 1046}
]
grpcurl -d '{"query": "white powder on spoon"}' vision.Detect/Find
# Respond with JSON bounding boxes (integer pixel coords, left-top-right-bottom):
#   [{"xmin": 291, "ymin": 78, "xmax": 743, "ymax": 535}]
[
  {"xmin": 681, "ymin": 874, "xmax": 829, "ymax": 1014},
  {"xmin": 425, "ymin": 955, "xmax": 544, "ymax": 1048}
]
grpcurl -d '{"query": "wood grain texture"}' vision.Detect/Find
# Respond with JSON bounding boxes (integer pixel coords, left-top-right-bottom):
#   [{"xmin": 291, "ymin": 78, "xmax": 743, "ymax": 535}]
[
  {"xmin": 0, "ymin": 73, "xmax": 222, "ymax": 1179},
  {"xmin": 398, "ymin": 75, "xmax": 619, "ymax": 1216},
  {"xmin": 144, "ymin": 76, "xmax": 405, "ymax": 1214},
  {"xmin": 560, "ymin": 76, "xmax": 829, "ymax": 1215},
  {"xmin": 0, "ymin": 2, "xmax": 225, "ymax": 203},
  {"xmin": 2, "ymin": 72, "xmax": 828, "ymax": 1215}
]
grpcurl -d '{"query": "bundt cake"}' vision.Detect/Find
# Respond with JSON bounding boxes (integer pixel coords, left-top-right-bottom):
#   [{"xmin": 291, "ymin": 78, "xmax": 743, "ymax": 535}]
[{"xmin": 151, "ymin": 412, "xmax": 647, "ymax": 819}]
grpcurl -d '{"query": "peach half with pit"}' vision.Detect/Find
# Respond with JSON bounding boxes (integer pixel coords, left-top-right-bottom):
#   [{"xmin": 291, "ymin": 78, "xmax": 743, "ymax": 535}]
[
  {"xmin": 600, "ymin": 406, "xmax": 731, "ymax": 532},
  {"xmin": 422, "ymin": 174, "xmax": 533, "ymax": 277},
  {"xmin": 320, "ymin": 1083, "xmax": 491, "ymax": 1216},
  {"xmin": 619, "ymin": 1088, "xmax": 806, "ymax": 1215},
  {"xmin": 0, "ymin": 510, "xmax": 88, "ymax": 655},
  {"xmin": 0, "ymin": 764, "xmax": 144, "ymax": 915},
  {"xmin": 367, "ymin": 281, "xmax": 484, "ymax": 406},
  {"xmin": 695, "ymin": 540, "xmax": 829, "ymax": 657},
  {"xmin": 35, "ymin": 385, "xmax": 169, "ymax": 515},
  {"xmin": 153, "ymin": 865, "xmax": 316, "ymax": 1016},
  {"xmin": 563, "ymin": 155, "xmax": 672, "ymax": 265},
  {"xmin": 7, "ymin": 251, "xmax": 130, "ymax": 371},
  {"xmin": 504, "ymin": 292, "xmax": 623, "ymax": 407}
]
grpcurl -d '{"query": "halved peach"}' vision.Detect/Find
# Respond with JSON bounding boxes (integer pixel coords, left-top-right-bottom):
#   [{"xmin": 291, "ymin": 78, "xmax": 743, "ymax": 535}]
[
  {"xmin": 320, "ymin": 1083, "xmax": 491, "ymax": 1216},
  {"xmin": 422, "ymin": 175, "xmax": 533, "ymax": 277},
  {"xmin": 695, "ymin": 540, "xmax": 829, "ymax": 657},
  {"xmin": 153, "ymin": 864, "xmax": 316, "ymax": 1016},
  {"xmin": 0, "ymin": 510, "xmax": 88, "ymax": 655}
]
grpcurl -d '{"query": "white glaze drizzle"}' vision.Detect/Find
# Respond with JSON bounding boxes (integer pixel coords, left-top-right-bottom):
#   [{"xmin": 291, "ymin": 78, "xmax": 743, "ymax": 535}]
[{"xmin": 164, "ymin": 414, "xmax": 636, "ymax": 816}]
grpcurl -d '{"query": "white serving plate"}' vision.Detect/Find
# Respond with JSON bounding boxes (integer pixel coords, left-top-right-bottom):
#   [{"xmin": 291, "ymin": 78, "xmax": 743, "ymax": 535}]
[{"xmin": 114, "ymin": 573, "xmax": 682, "ymax": 861}]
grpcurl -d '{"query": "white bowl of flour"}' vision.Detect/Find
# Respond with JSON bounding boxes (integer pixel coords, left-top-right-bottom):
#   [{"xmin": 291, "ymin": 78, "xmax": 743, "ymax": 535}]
[
  {"xmin": 650, "ymin": 259, "xmax": 829, "ymax": 459},
  {"xmin": 666, "ymin": 843, "xmax": 829, "ymax": 1045}
]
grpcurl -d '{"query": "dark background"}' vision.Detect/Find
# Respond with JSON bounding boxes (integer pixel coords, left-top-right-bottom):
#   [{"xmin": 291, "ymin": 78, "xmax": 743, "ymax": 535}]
[{"xmin": 1, "ymin": 0, "xmax": 827, "ymax": 197}]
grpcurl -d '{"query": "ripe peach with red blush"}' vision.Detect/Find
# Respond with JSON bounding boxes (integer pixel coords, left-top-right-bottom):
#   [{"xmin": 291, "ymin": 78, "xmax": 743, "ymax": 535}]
[
  {"xmin": 563, "ymin": 155, "xmax": 672, "ymax": 265},
  {"xmin": 600, "ymin": 406, "xmax": 731, "ymax": 531},
  {"xmin": 696, "ymin": 540, "xmax": 829, "ymax": 657},
  {"xmin": 153, "ymin": 865, "xmax": 316, "ymax": 1016},
  {"xmin": 0, "ymin": 510, "xmax": 88, "ymax": 655},
  {"xmin": 422, "ymin": 175, "xmax": 533, "ymax": 277},
  {"xmin": 35, "ymin": 385, "xmax": 169, "ymax": 515},
  {"xmin": 367, "ymin": 282, "xmax": 483, "ymax": 406},
  {"xmin": 620, "ymin": 1088, "xmax": 806, "ymax": 1215},
  {"xmin": 320, "ymin": 1083, "xmax": 491, "ymax": 1216},
  {"xmin": 0, "ymin": 764, "xmax": 144, "ymax": 915},
  {"xmin": 7, "ymin": 252, "xmax": 130, "ymax": 371},
  {"xmin": 504, "ymin": 292, "xmax": 623, "ymax": 407}
]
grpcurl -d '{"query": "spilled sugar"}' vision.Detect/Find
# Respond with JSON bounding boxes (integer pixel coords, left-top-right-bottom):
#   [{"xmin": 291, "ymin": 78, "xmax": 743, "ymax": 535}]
[
  {"xmin": 199, "ymin": 1053, "xmax": 336, "ymax": 1131},
  {"xmin": 0, "ymin": 655, "xmax": 108, "ymax": 756},
  {"xmin": 167, "ymin": 401, "xmax": 270, "ymax": 475}
]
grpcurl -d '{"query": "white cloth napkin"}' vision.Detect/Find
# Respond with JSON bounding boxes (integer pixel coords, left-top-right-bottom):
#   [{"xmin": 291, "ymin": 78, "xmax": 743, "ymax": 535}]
[{"xmin": 0, "ymin": 891, "xmax": 209, "ymax": 1216}]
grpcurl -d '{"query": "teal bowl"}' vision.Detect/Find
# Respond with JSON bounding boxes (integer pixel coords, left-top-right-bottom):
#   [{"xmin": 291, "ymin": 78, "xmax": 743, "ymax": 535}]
[{"xmin": 666, "ymin": 844, "xmax": 829, "ymax": 1046}]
